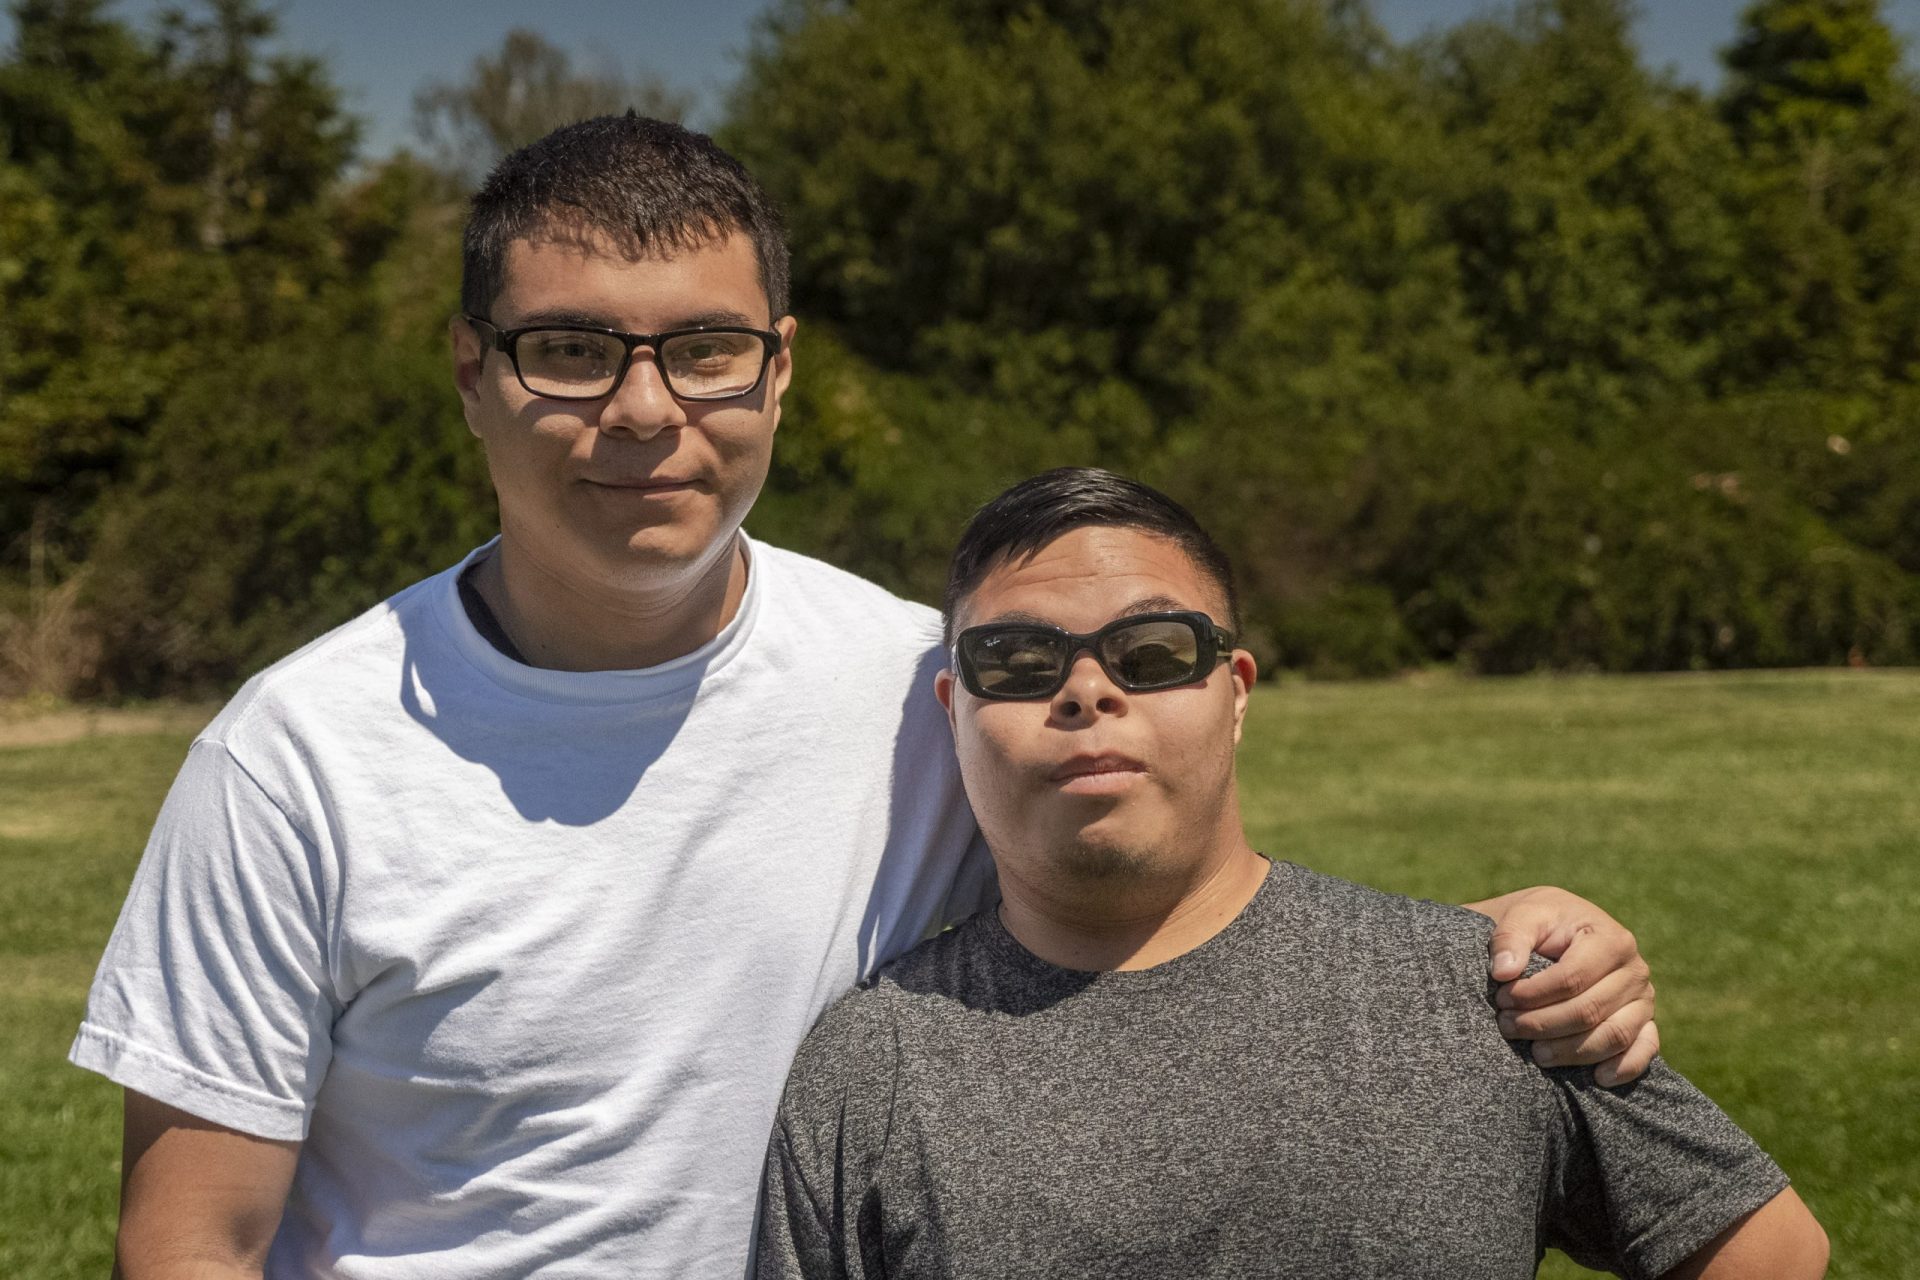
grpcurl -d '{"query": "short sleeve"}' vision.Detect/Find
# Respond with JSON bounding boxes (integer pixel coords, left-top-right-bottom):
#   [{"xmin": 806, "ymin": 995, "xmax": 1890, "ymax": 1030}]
[
  {"xmin": 755, "ymin": 1106, "xmax": 850, "ymax": 1280},
  {"xmin": 753, "ymin": 991, "xmax": 902, "ymax": 1280},
  {"xmin": 1541, "ymin": 1057, "xmax": 1791, "ymax": 1280},
  {"xmin": 69, "ymin": 739, "xmax": 337, "ymax": 1140}
]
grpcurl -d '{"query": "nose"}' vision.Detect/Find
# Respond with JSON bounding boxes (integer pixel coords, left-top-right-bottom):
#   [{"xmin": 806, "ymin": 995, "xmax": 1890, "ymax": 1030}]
[
  {"xmin": 598, "ymin": 348, "xmax": 688, "ymax": 439},
  {"xmin": 1050, "ymin": 650, "xmax": 1127, "ymax": 723}
]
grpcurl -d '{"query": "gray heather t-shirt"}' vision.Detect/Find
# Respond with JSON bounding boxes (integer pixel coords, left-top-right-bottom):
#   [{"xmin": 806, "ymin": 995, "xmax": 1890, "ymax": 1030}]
[{"xmin": 757, "ymin": 859, "xmax": 1787, "ymax": 1280}]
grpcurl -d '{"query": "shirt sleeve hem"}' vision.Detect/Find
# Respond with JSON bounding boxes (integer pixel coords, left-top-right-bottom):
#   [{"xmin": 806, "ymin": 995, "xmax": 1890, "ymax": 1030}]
[
  {"xmin": 1628, "ymin": 1161, "xmax": 1793, "ymax": 1280},
  {"xmin": 68, "ymin": 1022, "xmax": 311, "ymax": 1142}
]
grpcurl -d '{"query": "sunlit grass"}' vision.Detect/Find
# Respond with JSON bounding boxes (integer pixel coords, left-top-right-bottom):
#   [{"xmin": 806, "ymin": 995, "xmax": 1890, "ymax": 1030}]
[
  {"xmin": 1239, "ymin": 670, "xmax": 1920, "ymax": 1278},
  {"xmin": 3, "ymin": 672, "xmax": 1914, "ymax": 1276}
]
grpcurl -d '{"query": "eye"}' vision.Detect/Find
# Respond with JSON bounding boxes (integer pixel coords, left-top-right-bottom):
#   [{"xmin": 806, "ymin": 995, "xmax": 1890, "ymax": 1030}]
[
  {"xmin": 1120, "ymin": 642, "xmax": 1186, "ymax": 682},
  {"xmin": 668, "ymin": 334, "xmax": 754, "ymax": 367},
  {"xmin": 527, "ymin": 333, "xmax": 614, "ymax": 364}
]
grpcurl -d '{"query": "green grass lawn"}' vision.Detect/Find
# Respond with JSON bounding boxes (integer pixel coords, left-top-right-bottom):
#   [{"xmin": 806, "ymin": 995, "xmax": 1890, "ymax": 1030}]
[{"xmin": 3, "ymin": 671, "xmax": 1916, "ymax": 1276}]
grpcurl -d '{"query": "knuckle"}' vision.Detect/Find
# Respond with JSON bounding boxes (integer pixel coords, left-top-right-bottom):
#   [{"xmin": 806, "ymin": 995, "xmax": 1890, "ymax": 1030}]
[
  {"xmin": 1540, "ymin": 968, "xmax": 1580, "ymax": 1003},
  {"xmin": 1597, "ymin": 1018, "xmax": 1633, "ymax": 1056}
]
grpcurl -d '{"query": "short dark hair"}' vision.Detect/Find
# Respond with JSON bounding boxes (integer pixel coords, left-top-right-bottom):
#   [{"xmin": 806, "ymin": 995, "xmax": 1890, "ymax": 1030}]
[
  {"xmin": 461, "ymin": 113, "xmax": 790, "ymax": 321},
  {"xmin": 941, "ymin": 468, "xmax": 1240, "ymax": 643}
]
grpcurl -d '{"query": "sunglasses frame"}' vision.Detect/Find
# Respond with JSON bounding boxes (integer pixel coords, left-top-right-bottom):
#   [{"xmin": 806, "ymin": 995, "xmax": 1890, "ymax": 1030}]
[{"xmin": 952, "ymin": 610, "xmax": 1236, "ymax": 701}]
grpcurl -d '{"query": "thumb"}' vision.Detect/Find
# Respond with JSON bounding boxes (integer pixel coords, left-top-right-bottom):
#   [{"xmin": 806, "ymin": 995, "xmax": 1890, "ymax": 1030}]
[{"xmin": 1487, "ymin": 904, "xmax": 1553, "ymax": 982}]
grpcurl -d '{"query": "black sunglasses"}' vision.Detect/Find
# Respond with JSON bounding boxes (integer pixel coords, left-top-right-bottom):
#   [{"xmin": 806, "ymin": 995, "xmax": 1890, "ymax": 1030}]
[{"xmin": 952, "ymin": 611, "xmax": 1236, "ymax": 701}]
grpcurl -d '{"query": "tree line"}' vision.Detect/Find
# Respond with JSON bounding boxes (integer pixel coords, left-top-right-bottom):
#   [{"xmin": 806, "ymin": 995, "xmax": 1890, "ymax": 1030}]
[{"xmin": 2, "ymin": 0, "xmax": 1917, "ymax": 696}]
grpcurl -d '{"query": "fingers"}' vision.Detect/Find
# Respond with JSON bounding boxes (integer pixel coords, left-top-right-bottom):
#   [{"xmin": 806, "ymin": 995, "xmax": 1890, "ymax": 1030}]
[
  {"xmin": 1486, "ymin": 898, "xmax": 1563, "ymax": 982},
  {"xmin": 1496, "ymin": 963, "xmax": 1654, "ymax": 1040},
  {"xmin": 1498, "ymin": 926, "xmax": 1643, "ymax": 1010},
  {"xmin": 1514, "ymin": 995, "xmax": 1655, "ymax": 1071},
  {"xmin": 1594, "ymin": 1019, "xmax": 1661, "ymax": 1087}
]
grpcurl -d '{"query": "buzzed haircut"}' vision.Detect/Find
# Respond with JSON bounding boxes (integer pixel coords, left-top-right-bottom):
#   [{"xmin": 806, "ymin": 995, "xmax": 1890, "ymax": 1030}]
[
  {"xmin": 941, "ymin": 467, "xmax": 1241, "ymax": 643},
  {"xmin": 461, "ymin": 112, "xmax": 790, "ymax": 321}
]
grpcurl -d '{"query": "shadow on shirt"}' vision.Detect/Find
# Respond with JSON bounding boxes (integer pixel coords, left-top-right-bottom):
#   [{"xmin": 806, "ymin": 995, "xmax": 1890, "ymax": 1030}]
[{"xmin": 394, "ymin": 601, "xmax": 703, "ymax": 827}]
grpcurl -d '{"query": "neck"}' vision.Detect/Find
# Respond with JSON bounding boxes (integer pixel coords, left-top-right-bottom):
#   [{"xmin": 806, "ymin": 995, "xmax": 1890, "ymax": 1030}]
[
  {"xmin": 475, "ymin": 532, "xmax": 748, "ymax": 671},
  {"xmin": 995, "ymin": 831, "xmax": 1270, "ymax": 973}
]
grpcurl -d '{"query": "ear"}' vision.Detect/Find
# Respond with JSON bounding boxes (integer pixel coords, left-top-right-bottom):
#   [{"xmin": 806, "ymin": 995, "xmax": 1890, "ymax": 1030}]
[
  {"xmin": 767, "ymin": 315, "xmax": 798, "ymax": 426},
  {"xmin": 1228, "ymin": 649, "xmax": 1257, "ymax": 746},
  {"xmin": 450, "ymin": 314, "xmax": 488, "ymax": 436},
  {"xmin": 934, "ymin": 666, "xmax": 955, "ymax": 715}
]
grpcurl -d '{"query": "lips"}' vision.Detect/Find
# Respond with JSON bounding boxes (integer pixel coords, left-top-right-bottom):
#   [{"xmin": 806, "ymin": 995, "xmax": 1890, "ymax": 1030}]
[
  {"xmin": 583, "ymin": 476, "xmax": 700, "ymax": 492},
  {"xmin": 1048, "ymin": 753, "xmax": 1148, "ymax": 783}
]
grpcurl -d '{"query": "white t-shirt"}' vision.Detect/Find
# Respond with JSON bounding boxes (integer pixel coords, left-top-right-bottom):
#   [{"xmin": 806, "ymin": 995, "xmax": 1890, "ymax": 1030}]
[{"xmin": 71, "ymin": 535, "xmax": 993, "ymax": 1278}]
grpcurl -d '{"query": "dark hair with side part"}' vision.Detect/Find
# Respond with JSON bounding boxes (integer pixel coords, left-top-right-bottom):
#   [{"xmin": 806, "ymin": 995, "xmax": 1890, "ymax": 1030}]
[
  {"xmin": 941, "ymin": 468, "xmax": 1241, "ymax": 644},
  {"xmin": 461, "ymin": 112, "xmax": 790, "ymax": 321}
]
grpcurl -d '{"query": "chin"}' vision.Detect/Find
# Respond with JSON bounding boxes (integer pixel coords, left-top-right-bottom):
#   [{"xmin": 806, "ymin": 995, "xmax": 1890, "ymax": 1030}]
[
  {"xmin": 1052, "ymin": 835, "xmax": 1164, "ymax": 882},
  {"xmin": 607, "ymin": 517, "xmax": 732, "ymax": 567}
]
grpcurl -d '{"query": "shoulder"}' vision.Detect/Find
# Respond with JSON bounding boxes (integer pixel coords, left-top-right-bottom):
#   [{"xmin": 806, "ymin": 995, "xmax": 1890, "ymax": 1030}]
[
  {"xmin": 776, "ymin": 977, "xmax": 910, "ymax": 1157},
  {"xmin": 1270, "ymin": 860, "xmax": 1494, "ymax": 970},
  {"xmin": 785, "ymin": 917, "xmax": 987, "ymax": 1099},
  {"xmin": 747, "ymin": 539, "xmax": 942, "ymax": 644},
  {"xmin": 197, "ymin": 556, "xmax": 471, "ymax": 767},
  {"xmin": 781, "ymin": 917, "xmax": 1001, "ymax": 1131}
]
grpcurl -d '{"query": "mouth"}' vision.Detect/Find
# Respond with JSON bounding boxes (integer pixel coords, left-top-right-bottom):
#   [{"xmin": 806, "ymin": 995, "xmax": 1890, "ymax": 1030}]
[
  {"xmin": 1049, "ymin": 753, "xmax": 1149, "ymax": 796},
  {"xmin": 582, "ymin": 476, "xmax": 701, "ymax": 495}
]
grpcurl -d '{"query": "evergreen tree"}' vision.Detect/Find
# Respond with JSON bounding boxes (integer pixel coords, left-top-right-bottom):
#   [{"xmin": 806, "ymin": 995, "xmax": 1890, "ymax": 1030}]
[{"xmin": 1723, "ymin": 0, "xmax": 1901, "ymax": 144}]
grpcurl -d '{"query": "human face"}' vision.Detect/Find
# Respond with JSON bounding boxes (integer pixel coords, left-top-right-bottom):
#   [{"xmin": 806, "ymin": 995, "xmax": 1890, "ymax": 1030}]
[
  {"xmin": 935, "ymin": 526, "xmax": 1257, "ymax": 882},
  {"xmin": 453, "ymin": 226, "xmax": 796, "ymax": 594}
]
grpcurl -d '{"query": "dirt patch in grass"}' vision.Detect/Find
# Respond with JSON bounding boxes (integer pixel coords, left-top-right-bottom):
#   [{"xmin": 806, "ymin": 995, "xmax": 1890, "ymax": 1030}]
[{"xmin": 0, "ymin": 704, "xmax": 218, "ymax": 750}]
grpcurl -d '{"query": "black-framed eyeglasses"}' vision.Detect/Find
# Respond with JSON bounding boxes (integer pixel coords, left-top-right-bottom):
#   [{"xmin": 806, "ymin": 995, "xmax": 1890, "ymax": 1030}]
[
  {"xmin": 464, "ymin": 315, "xmax": 783, "ymax": 402},
  {"xmin": 952, "ymin": 610, "xmax": 1236, "ymax": 701}
]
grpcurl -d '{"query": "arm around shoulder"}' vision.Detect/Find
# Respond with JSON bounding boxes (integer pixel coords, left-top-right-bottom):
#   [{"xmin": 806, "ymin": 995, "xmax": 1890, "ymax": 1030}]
[
  {"xmin": 1662, "ymin": 1186, "xmax": 1828, "ymax": 1280},
  {"xmin": 114, "ymin": 1089, "xmax": 300, "ymax": 1280}
]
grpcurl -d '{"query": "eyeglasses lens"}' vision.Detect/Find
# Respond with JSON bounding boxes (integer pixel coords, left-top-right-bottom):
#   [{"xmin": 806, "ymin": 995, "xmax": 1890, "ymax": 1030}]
[
  {"xmin": 969, "ymin": 630, "xmax": 1068, "ymax": 697},
  {"xmin": 514, "ymin": 329, "xmax": 769, "ymax": 400},
  {"xmin": 1102, "ymin": 619, "xmax": 1201, "ymax": 688},
  {"xmin": 517, "ymin": 330, "xmax": 626, "ymax": 397},
  {"xmin": 659, "ymin": 332, "xmax": 767, "ymax": 398}
]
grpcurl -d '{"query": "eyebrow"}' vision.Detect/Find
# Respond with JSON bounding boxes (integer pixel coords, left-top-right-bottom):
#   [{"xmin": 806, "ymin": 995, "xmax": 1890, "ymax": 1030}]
[
  {"xmin": 509, "ymin": 307, "xmax": 764, "ymax": 331},
  {"xmin": 979, "ymin": 595, "xmax": 1191, "ymax": 629}
]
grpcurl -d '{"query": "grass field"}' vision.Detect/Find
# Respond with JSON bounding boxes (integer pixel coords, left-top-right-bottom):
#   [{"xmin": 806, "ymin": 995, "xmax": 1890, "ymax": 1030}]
[{"xmin": 2, "ymin": 672, "xmax": 1916, "ymax": 1277}]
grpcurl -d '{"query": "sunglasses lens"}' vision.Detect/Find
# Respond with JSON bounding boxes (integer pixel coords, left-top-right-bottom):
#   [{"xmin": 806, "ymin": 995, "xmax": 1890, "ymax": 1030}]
[
  {"xmin": 1103, "ymin": 619, "xmax": 1203, "ymax": 689},
  {"xmin": 965, "ymin": 629, "xmax": 1067, "ymax": 697}
]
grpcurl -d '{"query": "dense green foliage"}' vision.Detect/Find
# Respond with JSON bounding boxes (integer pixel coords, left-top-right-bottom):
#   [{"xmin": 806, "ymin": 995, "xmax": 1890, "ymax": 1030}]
[
  {"xmin": 4, "ymin": 674, "xmax": 1916, "ymax": 1275},
  {"xmin": 733, "ymin": 0, "xmax": 1920, "ymax": 675},
  {"xmin": 1, "ymin": 0, "xmax": 1917, "ymax": 694}
]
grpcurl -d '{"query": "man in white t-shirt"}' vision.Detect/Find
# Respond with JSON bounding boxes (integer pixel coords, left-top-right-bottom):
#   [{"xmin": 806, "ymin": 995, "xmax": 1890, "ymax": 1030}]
[{"xmin": 75, "ymin": 116, "xmax": 1658, "ymax": 1279}]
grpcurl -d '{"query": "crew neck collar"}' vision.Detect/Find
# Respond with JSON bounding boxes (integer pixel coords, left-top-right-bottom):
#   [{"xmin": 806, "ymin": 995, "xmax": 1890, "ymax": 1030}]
[
  {"xmin": 432, "ymin": 533, "xmax": 764, "ymax": 706},
  {"xmin": 976, "ymin": 856, "xmax": 1285, "ymax": 992}
]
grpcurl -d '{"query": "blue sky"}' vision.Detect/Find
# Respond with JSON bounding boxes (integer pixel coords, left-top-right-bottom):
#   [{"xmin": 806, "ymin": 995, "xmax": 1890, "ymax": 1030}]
[{"xmin": 16, "ymin": 1, "xmax": 1920, "ymax": 159}]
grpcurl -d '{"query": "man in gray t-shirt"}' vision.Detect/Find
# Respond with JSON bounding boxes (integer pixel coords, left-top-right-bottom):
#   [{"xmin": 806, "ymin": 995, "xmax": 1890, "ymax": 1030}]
[{"xmin": 756, "ymin": 469, "xmax": 1829, "ymax": 1279}]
